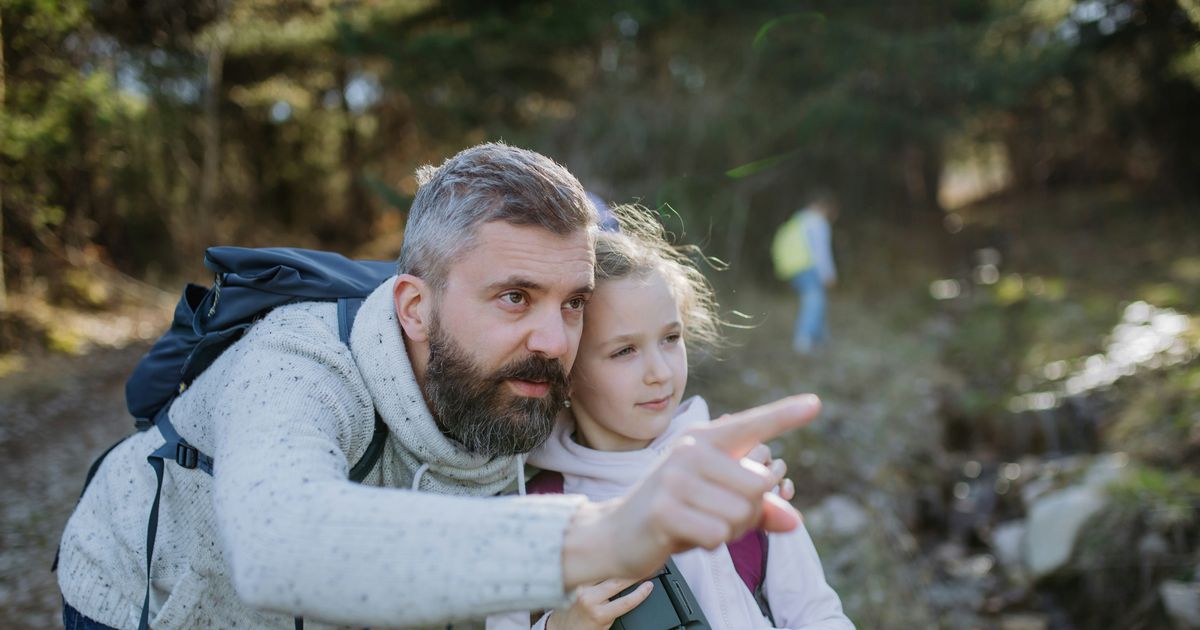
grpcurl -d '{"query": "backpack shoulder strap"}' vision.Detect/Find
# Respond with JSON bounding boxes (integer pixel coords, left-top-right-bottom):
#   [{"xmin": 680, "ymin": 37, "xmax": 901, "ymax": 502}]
[
  {"xmin": 337, "ymin": 296, "xmax": 386, "ymax": 482},
  {"xmin": 348, "ymin": 413, "xmax": 386, "ymax": 483}
]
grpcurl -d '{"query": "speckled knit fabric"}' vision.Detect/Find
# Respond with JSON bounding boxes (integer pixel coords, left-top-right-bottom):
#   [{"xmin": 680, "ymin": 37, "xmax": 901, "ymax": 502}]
[{"xmin": 56, "ymin": 278, "xmax": 584, "ymax": 629}]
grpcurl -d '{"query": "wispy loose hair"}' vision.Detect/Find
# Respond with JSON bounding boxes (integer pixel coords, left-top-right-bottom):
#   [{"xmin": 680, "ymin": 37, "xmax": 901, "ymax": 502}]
[
  {"xmin": 397, "ymin": 142, "xmax": 597, "ymax": 290},
  {"xmin": 595, "ymin": 204, "xmax": 727, "ymax": 354}
]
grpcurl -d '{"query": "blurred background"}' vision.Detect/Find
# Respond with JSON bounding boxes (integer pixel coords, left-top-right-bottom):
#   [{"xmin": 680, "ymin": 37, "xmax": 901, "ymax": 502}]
[{"xmin": 2, "ymin": 0, "xmax": 1199, "ymax": 628}]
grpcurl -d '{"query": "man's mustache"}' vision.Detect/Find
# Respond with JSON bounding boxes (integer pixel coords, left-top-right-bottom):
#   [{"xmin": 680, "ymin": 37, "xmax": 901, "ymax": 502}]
[{"xmin": 495, "ymin": 355, "xmax": 569, "ymax": 390}]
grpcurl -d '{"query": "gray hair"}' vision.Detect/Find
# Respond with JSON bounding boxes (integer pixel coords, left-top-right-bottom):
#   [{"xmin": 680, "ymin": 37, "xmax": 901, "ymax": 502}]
[{"xmin": 397, "ymin": 142, "xmax": 597, "ymax": 289}]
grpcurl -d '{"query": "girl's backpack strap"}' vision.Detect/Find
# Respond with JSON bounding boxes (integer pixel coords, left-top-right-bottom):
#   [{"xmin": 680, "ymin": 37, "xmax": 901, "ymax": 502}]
[
  {"xmin": 727, "ymin": 528, "xmax": 774, "ymax": 624},
  {"xmin": 524, "ymin": 470, "xmax": 565, "ymax": 495},
  {"xmin": 753, "ymin": 530, "xmax": 775, "ymax": 625}
]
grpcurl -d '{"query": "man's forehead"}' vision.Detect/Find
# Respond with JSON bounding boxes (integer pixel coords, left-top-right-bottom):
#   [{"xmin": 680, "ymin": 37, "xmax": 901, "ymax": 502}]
[{"xmin": 451, "ymin": 221, "xmax": 595, "ymax": 290}]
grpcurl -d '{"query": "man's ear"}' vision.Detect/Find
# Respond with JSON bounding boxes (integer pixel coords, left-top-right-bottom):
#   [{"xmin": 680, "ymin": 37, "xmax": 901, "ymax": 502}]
[{"xmin": 393, "ymin": 274, "xmax": 432, "ymax": 343}]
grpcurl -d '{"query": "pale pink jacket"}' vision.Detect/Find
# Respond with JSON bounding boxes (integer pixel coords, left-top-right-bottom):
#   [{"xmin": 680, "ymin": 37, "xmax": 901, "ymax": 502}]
[{"xmin": 487, "ymin": 397, "xmax": 855, "ymax": 630}]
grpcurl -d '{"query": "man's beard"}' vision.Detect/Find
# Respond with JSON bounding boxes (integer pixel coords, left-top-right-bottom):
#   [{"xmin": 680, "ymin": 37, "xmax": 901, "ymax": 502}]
[{"xmin": 423, "ymin": 321, "xmax": 569, "ymax": 457}]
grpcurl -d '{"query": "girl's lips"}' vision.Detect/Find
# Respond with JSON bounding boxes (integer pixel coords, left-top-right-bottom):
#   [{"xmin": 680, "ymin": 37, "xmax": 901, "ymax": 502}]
[
  {"xmin": 507, "ymin": 379, "xmax": 550, "ymax": 398},
  {"xmin": 636, "ymin": 396, "xmax": 672, "ymax": 411}
]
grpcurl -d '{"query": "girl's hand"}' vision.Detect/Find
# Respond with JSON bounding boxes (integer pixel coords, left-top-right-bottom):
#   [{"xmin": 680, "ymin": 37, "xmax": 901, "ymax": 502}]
[
  {"xmin": 546, "ymin": 578, "xmax": 653, "ymax": 630},
  {"xmin": 745, "ymin": 443, "xmax": 796, "ymax": 501}
]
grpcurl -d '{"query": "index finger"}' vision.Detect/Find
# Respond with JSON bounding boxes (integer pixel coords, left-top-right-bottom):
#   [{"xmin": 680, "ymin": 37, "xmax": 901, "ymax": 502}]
[{"xmin": 701, "ymin": 394, "xmax": 821, "ymax": 456}]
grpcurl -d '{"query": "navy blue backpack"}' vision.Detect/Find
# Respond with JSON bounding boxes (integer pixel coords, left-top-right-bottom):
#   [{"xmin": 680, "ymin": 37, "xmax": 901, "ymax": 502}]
[
  {"xmin": 62, "ymin": 247, "xmax": 395, "ymax": 630},
  {"xmin": 126, "ymin": 246, "xmax": 394, "ymax": 429}
]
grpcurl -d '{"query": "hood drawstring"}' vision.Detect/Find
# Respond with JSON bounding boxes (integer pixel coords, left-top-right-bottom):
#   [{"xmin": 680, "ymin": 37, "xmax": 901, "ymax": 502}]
[
  {"xmin": 516, "ymin": 454, "xmax": 527, "ymax": 497},
  {"xmin": 411, "ymin": 456, "xmax": 528, "ymax": 495},
  {"xmin": 411, "ymin": 462, "xmax": 430, "ymax": 491}
]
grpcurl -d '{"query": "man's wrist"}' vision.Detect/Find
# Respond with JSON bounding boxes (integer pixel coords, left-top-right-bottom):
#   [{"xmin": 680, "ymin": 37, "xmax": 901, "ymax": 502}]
[{"xmin": 561, "ymin": 499, "xmax": 619, "ymax": 590}]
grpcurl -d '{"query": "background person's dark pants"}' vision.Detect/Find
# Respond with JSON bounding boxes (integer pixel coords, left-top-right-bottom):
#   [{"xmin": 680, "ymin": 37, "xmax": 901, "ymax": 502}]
[{"xmin": 62, "ymin": 599, "xmax": 118, "ymax": 630}]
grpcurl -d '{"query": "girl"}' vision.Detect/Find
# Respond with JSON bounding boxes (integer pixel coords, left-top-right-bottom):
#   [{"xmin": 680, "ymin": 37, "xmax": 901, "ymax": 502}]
[{"xmin": 489, "ymin": 206, "xmax": 854, "ymax": 630}]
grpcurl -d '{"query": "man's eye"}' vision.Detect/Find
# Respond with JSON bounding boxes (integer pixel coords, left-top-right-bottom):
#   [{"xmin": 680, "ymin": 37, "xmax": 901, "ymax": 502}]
[
  {"xmin": 565, "ymin": 296, "xmax": 588, "ymax": 311},
  {"xmin": 501, "ymin": 292, "xmax": 527, "ymax": 306}
]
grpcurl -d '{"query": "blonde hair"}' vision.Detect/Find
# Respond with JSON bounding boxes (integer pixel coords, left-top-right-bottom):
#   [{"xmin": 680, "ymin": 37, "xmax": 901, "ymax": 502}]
[{"xmin": 594, "ymin": 204, "xmax": 726, "ymax": 353}]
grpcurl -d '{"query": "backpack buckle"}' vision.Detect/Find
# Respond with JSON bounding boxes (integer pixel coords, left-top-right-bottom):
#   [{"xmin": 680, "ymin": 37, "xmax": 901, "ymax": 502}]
[{"xmin": 175, "ymin": 443, "xmax": 199, "ymax": 469}]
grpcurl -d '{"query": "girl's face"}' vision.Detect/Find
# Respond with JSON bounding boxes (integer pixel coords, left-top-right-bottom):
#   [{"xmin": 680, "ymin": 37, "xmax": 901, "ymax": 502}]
[{"xmin": 569, "ymin": 272, "xmax": 688, "ymax": 451}]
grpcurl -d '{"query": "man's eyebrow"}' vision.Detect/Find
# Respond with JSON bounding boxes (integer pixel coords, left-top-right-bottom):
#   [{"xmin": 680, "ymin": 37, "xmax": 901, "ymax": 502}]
[
  {"xmin": 486, "ymin": 277, "xmax": 544, "ymax": 292},
  {"xmin": 484, "ymin": 278, "xmax": 594, "ymax": 294}
]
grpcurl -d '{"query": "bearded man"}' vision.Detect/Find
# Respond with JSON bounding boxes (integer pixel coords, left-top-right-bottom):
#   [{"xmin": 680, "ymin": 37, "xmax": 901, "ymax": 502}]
[{"xmin": 56, "ymin": 143, "xmax": 820, "ymax": 629}]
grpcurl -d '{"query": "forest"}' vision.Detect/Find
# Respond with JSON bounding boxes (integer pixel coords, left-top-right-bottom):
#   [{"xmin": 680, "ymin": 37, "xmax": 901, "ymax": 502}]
[{"xmin": 2, "ymin": 1, "xmax": 1199, "ymax": 628}]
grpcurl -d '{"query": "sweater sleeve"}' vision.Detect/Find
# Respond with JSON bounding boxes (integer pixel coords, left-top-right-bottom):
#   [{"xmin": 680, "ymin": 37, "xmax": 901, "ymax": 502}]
[
  {"xmin": 763, "ymin": 524, "xmax": 855, "ymax": 630},
  {"xmin": 486, "ymin": 610, "xmax": 535, "ymax": 630},
  {"xmin": 209, "ymin": 319, "xmax": 583, "ymax": 627}
]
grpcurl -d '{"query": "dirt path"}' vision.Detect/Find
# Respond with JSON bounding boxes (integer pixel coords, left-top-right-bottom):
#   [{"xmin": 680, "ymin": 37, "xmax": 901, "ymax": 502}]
[{"xmin": 0, "ymin": 345, "xmax": 146, "ymax": 628}]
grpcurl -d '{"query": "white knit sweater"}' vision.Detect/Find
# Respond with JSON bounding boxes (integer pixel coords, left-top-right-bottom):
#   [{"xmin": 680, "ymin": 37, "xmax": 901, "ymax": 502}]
[{"xmin": 57, "ymin": 278, "xmax": 584, "ymax": 629}]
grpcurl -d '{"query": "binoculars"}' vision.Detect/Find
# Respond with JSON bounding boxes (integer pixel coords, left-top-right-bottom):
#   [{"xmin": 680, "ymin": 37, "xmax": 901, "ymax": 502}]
[{"xmin": 610, "ymin": 559, "xmax": 711, "ymax": 630}]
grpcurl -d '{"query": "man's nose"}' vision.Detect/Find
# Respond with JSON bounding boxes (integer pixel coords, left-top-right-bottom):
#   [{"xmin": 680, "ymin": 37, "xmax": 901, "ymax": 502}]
[{"xmin": 526, "ymin": 309, "xmax": 571, "ymax": 359}]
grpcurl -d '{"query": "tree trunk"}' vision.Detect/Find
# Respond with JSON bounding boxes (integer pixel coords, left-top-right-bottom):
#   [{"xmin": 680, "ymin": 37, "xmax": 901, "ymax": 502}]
[
  {"xmin": 198, "ymin": 31, "xmax": 225, "ymax": 252},
  {"xmin": 338, "ymin": 63, "xmax": 371, "ymax": 242},
  {"xmin": 0, "ymin": 13, "xmax": 8, "ymax": 311}
]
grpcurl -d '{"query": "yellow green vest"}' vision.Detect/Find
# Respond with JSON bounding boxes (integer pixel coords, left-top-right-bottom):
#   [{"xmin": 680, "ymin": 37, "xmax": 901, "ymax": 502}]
[{"xmin": 771, "ymin": 210, "xmax": 814, "ymax": 280}]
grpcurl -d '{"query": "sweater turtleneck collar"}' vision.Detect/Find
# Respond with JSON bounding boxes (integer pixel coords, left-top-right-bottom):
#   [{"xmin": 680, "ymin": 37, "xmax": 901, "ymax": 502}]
[{"xmin": 350, "ymin": 278, "xmax": 519, "ymax": 496}]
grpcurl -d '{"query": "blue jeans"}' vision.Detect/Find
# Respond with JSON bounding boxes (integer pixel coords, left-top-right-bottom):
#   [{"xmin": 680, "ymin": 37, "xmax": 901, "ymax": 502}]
[
  {"xmin": 790, "ymin": 268, "xmax": 826, "ymax": 350},
  {"xmin": 62, "ymin": 599, "xmax": 118, "ymax": 630}
]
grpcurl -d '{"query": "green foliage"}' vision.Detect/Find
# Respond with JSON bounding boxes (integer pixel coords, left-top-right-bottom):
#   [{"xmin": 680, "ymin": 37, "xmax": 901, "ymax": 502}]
[
  {"xmin": 1, "ymin": 0, "xmax": 1198, "ymax": 293},
  {"xmin": 1109, "ymin": 465, "xmax": 1200, "ymax": 531},
  {"xmin": 1173, "ymin": 0, "xmax": 1200, "ymax": 91},
  {"xmin": 1108, "ymin": 361, "xmax": 1200, "ymax": 468}
]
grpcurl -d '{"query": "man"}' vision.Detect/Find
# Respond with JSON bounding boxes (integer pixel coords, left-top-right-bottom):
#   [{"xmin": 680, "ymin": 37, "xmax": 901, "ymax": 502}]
[
  {"xmin": 57, "ymin": 143, "xmax": 820, "ymax": 628},
  {"xmin": 771, "ymin": 191, "xmax": 839, "ymax": 354}
]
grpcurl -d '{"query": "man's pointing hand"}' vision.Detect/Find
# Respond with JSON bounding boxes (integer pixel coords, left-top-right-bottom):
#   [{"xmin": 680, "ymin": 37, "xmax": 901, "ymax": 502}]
[{"xmin": 562, "ymin": 394, "xmax": 822, "ymax": 587}]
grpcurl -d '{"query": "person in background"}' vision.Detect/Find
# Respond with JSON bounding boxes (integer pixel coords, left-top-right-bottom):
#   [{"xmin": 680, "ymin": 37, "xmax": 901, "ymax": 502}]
[{"xmin": 771, "ymin": 192, "xmax": 839, "ymax": 354}]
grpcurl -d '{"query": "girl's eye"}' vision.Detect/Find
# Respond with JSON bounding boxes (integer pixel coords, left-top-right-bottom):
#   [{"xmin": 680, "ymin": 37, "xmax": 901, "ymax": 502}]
[
  {"xmin": 612, "ymin": 346, "xmax": 635, "ymax": 358},
  {"xmin": 664, "ymin": 333, "xmax": 681, "ymax": 345},
  {"xmin": 501, "ymin": 292, "xmax": 527, "ymax": 306}
]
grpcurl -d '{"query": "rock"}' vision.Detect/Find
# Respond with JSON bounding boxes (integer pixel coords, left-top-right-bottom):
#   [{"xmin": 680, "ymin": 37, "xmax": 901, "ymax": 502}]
[
  {"xmin": 946, "ymin": 553, "xmax": 996, "ymax": 581},
  {"xmin": 1139, "ymin": 532, "xmax": 1170, "ymax": 561},
  {"xmin": 1084, "ymin": 452, "xmax": 1129, "ymax": 488},
  {"xmin": 804, "ymin": 494, "xmax": 869, "ymax": 539},
  {"xmin": 989, "ymin": 520, "xmax": 1027, "ymax": 572},
  {"xmin": 1161, "ymin": 581, "xmax": 1200, "ymax": 629},
  {"xmin": 1023, "ymin": 485, "xmax": 1107, "ymax": 579},
  {"xmin": 925, "ymin": 579, "xmax": 985, "ymax": 612},
  {"xmin": 1020, "ymin": 475, "xmax": 1055, "ymax": 508},
  {"xmin": 999, "ymin": 613, "xmax": 1049, "ymax": 630}
]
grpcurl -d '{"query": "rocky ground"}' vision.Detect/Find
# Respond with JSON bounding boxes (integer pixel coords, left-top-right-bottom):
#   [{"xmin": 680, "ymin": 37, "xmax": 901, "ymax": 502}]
[{"xmin": 0, "ymin": 345, "xmax": 146, "ymax": 628}]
